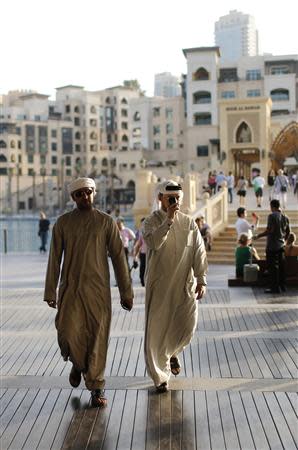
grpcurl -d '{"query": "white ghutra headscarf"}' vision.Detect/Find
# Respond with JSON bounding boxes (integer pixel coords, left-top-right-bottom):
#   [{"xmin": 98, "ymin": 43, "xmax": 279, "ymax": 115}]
[{"xmin": 152, "ymin": 179, "xmax": 183, "ymax": 211}]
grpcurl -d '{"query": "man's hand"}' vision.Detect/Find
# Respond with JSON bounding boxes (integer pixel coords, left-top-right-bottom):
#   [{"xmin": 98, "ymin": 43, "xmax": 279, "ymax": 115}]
[
  {"xmin": 46, "ymin": 299, "xmax": 57, "ymax": 309},
  {"xmin": 195, "ymin": 284, "xmax": 206, "ymax": 300},
  {"xmin": 120, "ymin": 298, "xmax": 133, "ymax": 311}
]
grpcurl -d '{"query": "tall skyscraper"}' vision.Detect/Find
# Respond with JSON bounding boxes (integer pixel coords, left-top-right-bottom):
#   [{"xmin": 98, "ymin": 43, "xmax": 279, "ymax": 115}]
[
  {"xmin": 215, "ymin": 10, "xmax": 259, "ymax": 62},
  {"xmin": 154, "ymin": 72, "xmax": 181, "ymax": 97}
]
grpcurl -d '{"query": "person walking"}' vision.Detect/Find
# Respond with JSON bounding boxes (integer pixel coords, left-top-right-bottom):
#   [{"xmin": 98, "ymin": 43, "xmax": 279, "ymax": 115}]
[
  {"xmin": 274, "ymin": 169, "xmax": 289, "ymax": 209},
  {"xmin": 143, "ymin": 180, "xmax": 208, "ymax": 393},
  {"xmin": 236, "ymin": 176, "xmax": 248, "ymax": 206},
  {"xmin": 116, "ymin": 217, "xmax": 136, "ymax": 265},
  {"xmin": 252, "ymin": 172, "xmax": 265, "ymax": 208},
  {"xmin": 226, "ymin": 171, "xmax": 235, "ymax": 204},
  {"xmin": 267, "ymin": 169, "xmax": 276, "ymax": 201},
  {"xmin": 38, "ymin": 211, "xmax": 50, "ymax": 253},
  {"xmin": 254, "ymin": 199, "xmax": 290, "ymax": 293},
  {"xmin": 43, "ymin": 177, "xmax": 133, "ymax": 407},
  {"xmin": 133, "ymin": 218, "xmax": 147, "ymax": 287},
  {"xmin": 235, "ymin": 207, "xmax": 259, "ymax": 239}
]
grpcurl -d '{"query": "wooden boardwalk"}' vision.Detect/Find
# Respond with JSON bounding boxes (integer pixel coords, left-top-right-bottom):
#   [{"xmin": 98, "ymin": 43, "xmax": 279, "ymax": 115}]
[{"xmin": 1, "ymin": 285, "xmax": 298, "ymax": 449}]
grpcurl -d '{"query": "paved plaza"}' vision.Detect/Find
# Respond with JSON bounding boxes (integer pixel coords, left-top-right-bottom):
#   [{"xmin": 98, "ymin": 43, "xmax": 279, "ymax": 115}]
[{"xmin": 1, "ymin": 251, "xmax": 298, "ymax": 449}]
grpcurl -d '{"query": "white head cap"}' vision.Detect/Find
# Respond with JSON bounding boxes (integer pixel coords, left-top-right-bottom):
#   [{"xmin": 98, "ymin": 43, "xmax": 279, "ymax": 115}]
[
  {"xmin": 152, "ymin": 179, "xmax": 183, "ymax": 211},
  {"xmin": 68, "ymin": 177, "xmax": 96, "ymax": 195}
]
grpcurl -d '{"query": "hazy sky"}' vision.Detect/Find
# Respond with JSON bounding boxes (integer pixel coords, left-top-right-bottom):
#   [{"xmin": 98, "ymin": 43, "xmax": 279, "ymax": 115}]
[{"xmin": 1, "ymin": 0, "xmax": 297, "ymax": 99}]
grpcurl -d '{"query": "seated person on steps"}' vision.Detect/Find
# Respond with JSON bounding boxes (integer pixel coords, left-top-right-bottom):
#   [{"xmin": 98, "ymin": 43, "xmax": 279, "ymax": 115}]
[{"xmin": 235, "ymin": 233, "xmax": 260, "ymax": 278}]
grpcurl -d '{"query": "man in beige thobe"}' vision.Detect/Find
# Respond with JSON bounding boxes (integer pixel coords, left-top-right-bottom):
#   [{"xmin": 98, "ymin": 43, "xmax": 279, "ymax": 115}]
[
  {"xmin": 143, "ymin": 180, "xmax": 207, "ymax": 392},
  {"xmin": 44, "ymin": 177, "xmax": 133, "ymax": 407}
]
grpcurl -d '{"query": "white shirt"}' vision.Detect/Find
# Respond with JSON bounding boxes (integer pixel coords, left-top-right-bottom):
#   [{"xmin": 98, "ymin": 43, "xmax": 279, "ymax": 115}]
[{"xmin": 235, "ymin": 218, "xmax": 253, "ymax": 239}]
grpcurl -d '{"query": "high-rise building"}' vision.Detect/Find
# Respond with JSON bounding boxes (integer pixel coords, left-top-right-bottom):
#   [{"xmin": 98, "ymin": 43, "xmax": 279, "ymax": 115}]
[
  {"xmin": 215, "ymin": 10, "xmax": 259, "ymax": 62},
  {"xmin": 154, "ymin": 72, "xmax": 181, "ymax": 97}
]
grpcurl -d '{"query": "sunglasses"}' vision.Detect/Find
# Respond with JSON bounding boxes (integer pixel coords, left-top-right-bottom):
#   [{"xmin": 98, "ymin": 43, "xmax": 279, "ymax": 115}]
[{"xmin": 73, "ymin": 188, "xmax": 93, "ymax": 198}]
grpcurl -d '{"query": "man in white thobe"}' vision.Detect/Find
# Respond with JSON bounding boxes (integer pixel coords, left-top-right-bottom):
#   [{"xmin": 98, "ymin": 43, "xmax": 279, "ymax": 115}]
[
  {"xmin": 44, "ymin": 177, "xmax": 133, "ymax": 407},
  {"xmin": 143, "ymin": 180, "xmax": 208, "ymax": 392}
]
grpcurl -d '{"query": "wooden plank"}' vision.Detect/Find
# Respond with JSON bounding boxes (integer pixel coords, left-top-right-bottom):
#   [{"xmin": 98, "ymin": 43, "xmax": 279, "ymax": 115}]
[
  {"xmin": 252, "ymin": 391, "xmax": 283, "ymax": 449},
  {"xmin": 263, "ymin": 392, "xmax": 297, "ymax": 450},
  {"xmin": 131, "ymin": 390, "xmax": 148, "ymax": 450},
  {"xmin": 198, "ymin": 338, "xmax": 210, "ymax": 378},
  {"xmin": 223, "ymin": 339, "xmax": 242, "ymax": 377},
  {"xmin": 194, "ymin": 391, "xmax": 211, "ymax": 450},
  {"xmin": 117, "ymin": 390, "xmax": 138, "ymax": 450},
  {"xmin": 274, "ymin": 339, "xmax": 298, "ymax": 378},
  {"xmin": 275, "ymin": 392, "xmax": 298, "ymax": 448},
  {"xmin": 146, "ymin": 390, "xmax": 160, "ymax": 450},
  {"xmin": 214, "ymin": 338, "xmax": 231, "ymax": 378},
  {"xmin": 105, "ymin": 337, "xmax": 118, "ymax": 376},
  {"xmin": 110, "ymin": 338, "xmax": 126, "ymax": 376},
  {"xmin": 101, "ymin": 390, "xmax": 126, "ymax": 450},
  {"xmin": 0, "ymin": 389, "xmax": 18, "ymax": 420},
  {"xmin": 171, "ymin": 390, "xmax": 183, "ymax": 450},
  {"xmin": 125, "ymin": 336, "xmax": 142, "ymax": 376},
  {"xmin": 206, "ymin": 391, "xmax": 226, "ymax": 450},
  {"xmin": 37, "ymin": 389, "xmax": 72, "ymax": 450},
  {"xmin": 206, "ymin": 338, "xmax": 221, "ymax": 378},
  {"xmin": 190, "ymin": 339, "xmax": 200, "ymax": 377},
  {"xmin": 229, "ymin": 391, "xmax": 255, "ymax": 450},
  {"xmin": 230, "ymin": 338, "xmax": 252, "ymax": 378},
  {"xmin": 286, "ymin": 392, "xmax": 298, "ymax": 418},
  {"xmin": 217, "ymin": 390, "xmax": 240, "ymax": 450},
  {"xmin": 1, "ymin": 389, "xmax": 38, "ymax": 449},
  {"xmin": 181, "ymin": 390, "xmax": 196, "ymax": 450},
  {"xmin": 22, "ymin": 389, "xmax": 60, "ymax": 450},
  {"xmin": 238, "ymin": 338, "xmax": 263, "ymax": 378},
  {"xmin": 254, "ymin": 339, "xmax": 282, "ymax": 378},
  {"xmin": 263, "ymin": 339, "xmax": 292, "ymax": 378},
  {"xmin": 240, "ymin": 391, "xmax": 270, "ymax": 450},
  {"xmin": 159, "ymin": 390, "xmax": 172, "ymax": 450},
  {"xmin": 246, "ymin": 338, "xmax": 273, "ymax": 378},
  {"xmin": 87, "ymin": 390, "xmax": 115, "ymax": 450},
  {"xmin": 183, "ymin": 343, "xmax": 193, "ymax": 377}
]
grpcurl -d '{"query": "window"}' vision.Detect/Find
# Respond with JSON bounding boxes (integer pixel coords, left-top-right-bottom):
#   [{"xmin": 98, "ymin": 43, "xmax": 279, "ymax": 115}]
[
  {"xmin": 134, "ymin": 111, "xmax": 141, "ymax": 121},
  {"xmin": 246, "ymin": 69, "xmax": 261, "ymax": 80},
  {"xmin": 153, "ymin": 141, "xmax": 160, "ymax": 150},
  {"xmin": 52, "ymin": 156, "xmax": 57, "ymax": 164},
  {"xmin": 18, "ymin": 155, "xmax": 22, "ymax": 163},
  {"xmin": 122, "ymin": 134, "xmax": 128, "ymax": 142},
  {"xmin": 196, "ymin": 146, "xmax": 208, "ymax": 157},
  {"xmin": 90, "ymin": 119, "xmax": 97, "ymax": 127},
  {"xmin": 193, "ymin": 91, "xmax": 211, "ymax": 104},
  {"xmin": 193, "ymin": 113, "xmax": 211, "ymax": 125},
  {"xmin": 153, "ymin": 107, "xmax": 160, "ymax": 117},
  {"xmin": 90, "ymin": 132, "xmax": 97, "ymax": 140},
  {"xmin": 271, "ymin": 66, "xmax": 290, "ymax": 75},
  {"xmin": 74, "ymin": 106, "xmax": 80, "ymax": 113},
  {"xmin": 90, "ymin": 144, "xmax": 97, "ymax": 152},
  {"xmin": 270, "ymin": 88, "xmax": 289, "ymax": 101},
  {"xmin": 193, "ymin": 67, "xmax": 209, "ymax": 81},
  {"xmin": 51, "ymin": 130, "xmax": 57, "ymax": 138},
  {"xmin": 121, "ymin": 122, "xmax": 128, "ymax": 130},
  {"xmin": 0, "ymin": 140, "xmax": 7, "ymax": 148},
  {"xmin": 166, "ymin": 123, "xmax": 173, "ymax": 134},
  {"xmin": 28, "ymin": 168, "xmax": 35, "ymax": 176},
  {"xmin": 0, "ymin": 154, "xmax": 7, "ymax": 162},
  {"xmin": 121, "ymin": 98, "xmax": 128, "ymax": 104},
  {"xmin": 122, "ymin": 146, "xmax": 128, "ymax": 151},
  {"xmin": 153, "ymin": 125, "xmax": 160, "ymax": 135},
  {"xmin": 221, "ymin": 91, "xmax": 235, "ymax": 99},
  {"xmin": 130, "ymin": 163, "xmax": 136, "ymax": 169},
  {"xmin": 219, "ymin": 68, "xmax": 238, "ymax": 83},
  {"xmin": 66, "ymin": 169, "xmax": 72, "ymax": 176},
  {"xmin": 51, "ymin": 142, "xmax": 57, "ymax": 151},
  {"xmin": 90, "ymin": 106, "xmax": 96, "ymax": 113},
  {"xmin": 62, "ymin": 128, "xmax": 73, "ymax": 154},
  {"xmin": 75, "ymin": 131, "xmax": 81, "ymax": 139},
  {"xmin": 74, "ymin": 117, "xmax": 80, "ymax": 126},
  {"xmin": 52, "ymin": 169, "xmax": 57, "ymax": 176},
  {"xmin": 121, "ymin": 109, "xmax": 128, "ymax": 117},
  {"xmin": 271, "ymin": 109, "xmax": 290, "ymax": 116},
  {"xmin": 107, "ymin": 134, "xmax": 112, "ymax": 144},
  {"xmin": 236, "ymin": 122, "xmax": 252, "ymax": 143},
  {"xmin": 65, "ymin": 105, "xmax": 71, "ymax": 113},
  {"xmin": 11, "ymin": 154, "xmax": 16, "ymax": 162},
  {"xmin": 40, "ymin": 155, "xmax": 46, "ymax": 164},
  {"xmin": 10, "ymin": 140, "xmax": 15, "ymax": 148},
  {"xmin": 75, "ymin": 144, "xmax": 81, "ymax": 152},
  {"xmin": 28, "ymin": 154, "xmax": 34, "ymax": 163},
  {"xmin": 247, "ymin": 89, "xmax": 261, "ymax": 97},
  {"xmin": 40, "ymin": 168, "xmax": 46, "ymax": 176},
  {"xmin": 133, "ymin": 128, "xmax": 141, "ymax": 138},
  {"xmin": 165, "ymin": 108, "xmax": 173, "ymax": 119},
  {"xmin": 65, "ymin": 156, "xmax": 71, "ymax": 166},
  {"xmin": 166, "ymin": 139, "xmax": 174, "ymax": 149}
]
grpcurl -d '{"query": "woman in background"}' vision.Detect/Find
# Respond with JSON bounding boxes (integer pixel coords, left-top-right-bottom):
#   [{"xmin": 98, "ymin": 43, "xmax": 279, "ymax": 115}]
[{"xmin": 38, "ymin": 211, "xmax": 50, "ymax": 253}]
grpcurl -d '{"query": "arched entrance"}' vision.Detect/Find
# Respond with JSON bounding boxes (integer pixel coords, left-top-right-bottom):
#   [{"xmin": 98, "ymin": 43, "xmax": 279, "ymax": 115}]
[
  {"xmin": 271, "ymin": 121, "xmax": 298, "ymax": 171},
  {"xmin": 232, "ymin": 148, "xmax": 260, "ymax": 180}
]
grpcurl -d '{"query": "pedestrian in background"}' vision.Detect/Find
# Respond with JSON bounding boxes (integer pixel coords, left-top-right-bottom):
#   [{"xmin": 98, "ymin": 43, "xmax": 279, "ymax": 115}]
[
  {"xmin": 226, "ymin": 171, "xmax": 235, "ymax": 204},
  {"xmin": 236, "ymin": 176, "xmax": 248, "ymax": 206},
  {"xmin": 44, "ymin": 177, "xmax": 133, "ymax": 407},
  {"xmin": 274, "ymin": 169, "xmax": 289, "ymax": 209},
  {"xmin": 38, "ymin": 211, "xmax": 50, "ymax": 253},
  {"xmin": 252, "ymin": 172, "xmax": 265, "ymax": 208}
]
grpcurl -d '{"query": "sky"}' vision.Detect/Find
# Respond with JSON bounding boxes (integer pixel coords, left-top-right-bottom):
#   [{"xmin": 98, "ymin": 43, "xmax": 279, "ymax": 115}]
[{"xmin": 1, "ymin": 0, "xmax": 297, "ymax": 99}]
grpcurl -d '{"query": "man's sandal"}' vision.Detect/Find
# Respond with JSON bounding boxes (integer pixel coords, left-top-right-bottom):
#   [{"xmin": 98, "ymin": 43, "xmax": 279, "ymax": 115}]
[
  {"xmin": 91, "ymin": 389, "xmax": 107, "ymax": 408},
  {"xmin": 69, "ymin": 365, "xmax": 81, "ymax": 388},
  {"xmin": 156, "ymin": 382, "xmax": 168, "ymax": 394},
  {"xmin": 170, "ymin": 356, "xmax": 181, "ymax": 376}
]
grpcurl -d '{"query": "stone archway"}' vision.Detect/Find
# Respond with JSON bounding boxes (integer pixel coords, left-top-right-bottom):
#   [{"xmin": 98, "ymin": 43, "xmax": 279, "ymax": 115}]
[{"xmin": 271, "ymin": 121, "xmax": 298, "ymax": 170}]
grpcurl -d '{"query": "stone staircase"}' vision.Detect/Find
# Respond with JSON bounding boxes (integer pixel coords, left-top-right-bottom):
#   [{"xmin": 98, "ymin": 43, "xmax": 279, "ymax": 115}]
[{"xmin": 207, "ymin": 209, "xmax": 298, "ymax": 264}]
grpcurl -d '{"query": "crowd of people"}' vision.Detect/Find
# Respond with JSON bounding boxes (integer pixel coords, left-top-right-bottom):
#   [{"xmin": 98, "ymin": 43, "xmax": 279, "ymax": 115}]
[{"xmin": 204, "ymin": 168, "xmax": 298, "ymax": 209}]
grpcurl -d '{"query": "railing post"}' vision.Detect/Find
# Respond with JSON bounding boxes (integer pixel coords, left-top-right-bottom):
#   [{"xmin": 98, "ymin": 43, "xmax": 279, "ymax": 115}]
[{"xmin": 3, "ymin": 229, "xmax": 8, "ymax": 254}]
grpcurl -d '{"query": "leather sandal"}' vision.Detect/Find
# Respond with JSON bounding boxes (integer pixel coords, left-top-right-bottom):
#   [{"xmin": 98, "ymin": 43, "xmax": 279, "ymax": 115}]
[
  {"xmin": 156, "ymin": 382, "xmax": 168, "ymax": 394},
  {"xmin": 170, "ymin": 356, "xmax": 181, "ymax": 376},
  {"xmin": 69, "ymin": 365, "xmax": 81, "ymax": 388},
  {"xmin": 91, "ymin": 389, "xmax": 107, "ymax": 408}
]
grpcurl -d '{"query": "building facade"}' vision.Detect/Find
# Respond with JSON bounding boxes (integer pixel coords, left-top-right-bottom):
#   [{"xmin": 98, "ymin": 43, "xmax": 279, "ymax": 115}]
[
  {"xmin": 154, "ymin": 72, "xmax": 181, "ymax": 98},
  {"xmin": 215, "ymin": 10, "xmax": 259, "ymax": 62}
]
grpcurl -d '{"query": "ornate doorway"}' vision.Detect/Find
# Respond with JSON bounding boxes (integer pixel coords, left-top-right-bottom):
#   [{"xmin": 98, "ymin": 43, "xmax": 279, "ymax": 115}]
[
  {"xmin": 271, "ymin": 121, "xmax": 298, "ymax": 170},
  {"xmin": 232, "ymin": 148, "xmax": 260, "ymax": 180}
]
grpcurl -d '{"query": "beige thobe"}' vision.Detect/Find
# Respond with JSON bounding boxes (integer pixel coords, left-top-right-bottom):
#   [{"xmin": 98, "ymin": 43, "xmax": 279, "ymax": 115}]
[
  {"xmin": 44, "ymin": 208, "xmax": 133, "ymax": 390},
  {"xmin": 143, "ymin": 210, "xmax": 207, "ymax": 386}
]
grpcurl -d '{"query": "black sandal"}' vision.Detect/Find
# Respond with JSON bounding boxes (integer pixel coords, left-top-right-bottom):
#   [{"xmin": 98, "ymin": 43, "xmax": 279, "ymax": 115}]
[
  {"xmin": 69, "ymin": 365, "xmax": 81, "ymax": 388},
  {"xmin": 170, "ymin": 356, "xmax": 181, "ymax": 376},
  {"xmin": 91, "ymin": 389, "xmax": 107, "ymax": 408},
  {"xmin": 156, "ymin": 382, "xmax": 168, "ymax": 394}
]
